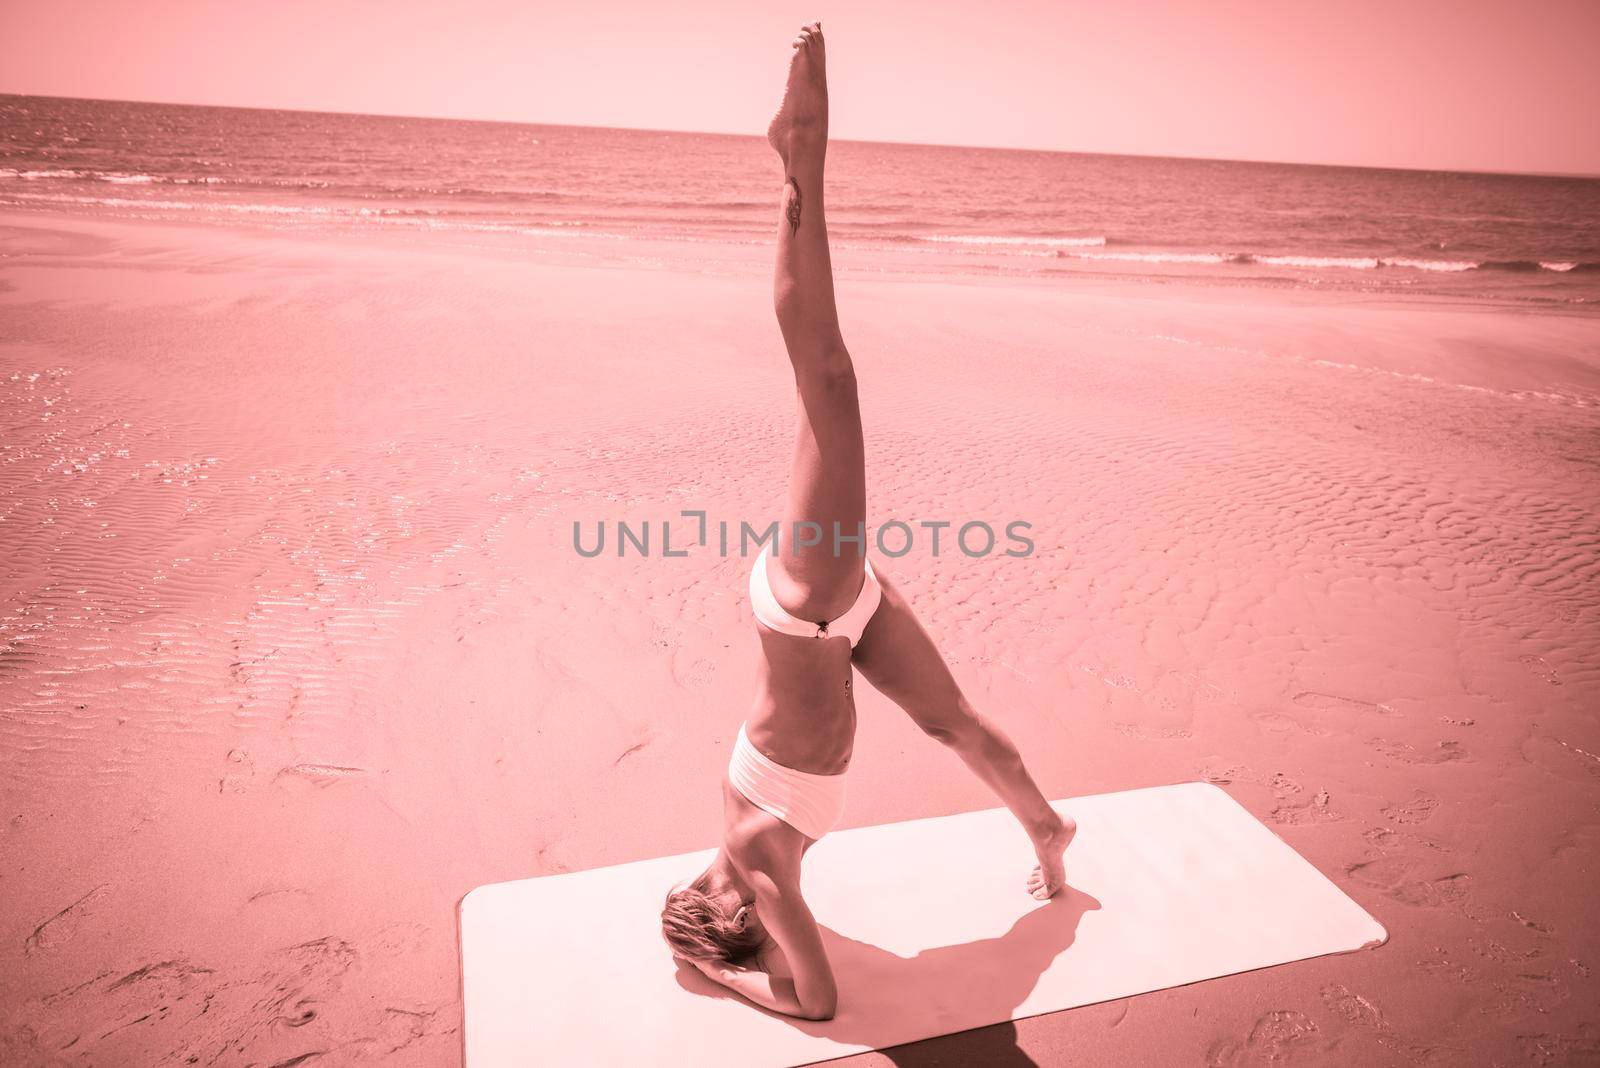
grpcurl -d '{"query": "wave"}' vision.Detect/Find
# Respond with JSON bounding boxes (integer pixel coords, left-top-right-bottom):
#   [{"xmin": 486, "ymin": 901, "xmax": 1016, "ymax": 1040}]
[
  {"xmin": 1, "ymin": 167, "xmax": 223, "ymax": 185},
  {"xmin": 0, "ymin": 168, "xmax": 89, "ymax": 180},
  {"xmin": 1383, "ymin": 257, "xmax": 1477, "ymax": 273},
  {"xmin": 1050, "ymin": 248, "xmax": 1597, "ymax": 274},
  {"xmin": 5, "ymin": 175, "xmax": 1595, "ymax": 279},
  {"xmin": 0, "ymin": 190, "xmax": 636, "ymax": 241},
  {"xmin": 916, "ymin": 234, "xmax": 1107, "ymax": 248},
  {"xmin": 3, "ymin": 190, "xmax": 384, "ymax": 216},
  {"xmin": 1253, "ymin": 254, "xmax": 1381, "ymax": 269},
  {"xmin": 1056, "ymin": 250, "xmax": 1233, "ymax": 265},
  {"xmin": 0, "ymin": 167, "xmax": 577, "ymax": 200},
  {"xmin": 903, "ymin": 239, "xmax": 1591, "ymax": 274},
  {"xmin": 1478, "ymin": 258, "xmax": 1598, "ymax": 273}
]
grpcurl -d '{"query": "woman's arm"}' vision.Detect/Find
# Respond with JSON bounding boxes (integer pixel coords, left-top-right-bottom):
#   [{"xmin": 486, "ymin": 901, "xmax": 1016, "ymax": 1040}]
[
  {"xmin": 678, "ymin": 861, "xmax": 836, "ymax": 1020},
  {"xmin": 744, "ymin": 867, "xmax": 838, "ymax": 1020},
  {"xmin": 756, "ymin": 933, "xmax": 795, "ymax": 980},
  {"xmin": 689, "ymin": 957, "xmax": 815, "ymax": 1019},
  {"xmin": 684, "ymin": 927, "xmax": 825, "ymax": 1019}
]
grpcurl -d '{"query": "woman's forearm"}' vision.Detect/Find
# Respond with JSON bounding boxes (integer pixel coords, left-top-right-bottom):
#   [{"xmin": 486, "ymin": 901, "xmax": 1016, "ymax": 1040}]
[{"xmin": 703, "ymin": 962, "xmax": 811, "ymax": 1018}]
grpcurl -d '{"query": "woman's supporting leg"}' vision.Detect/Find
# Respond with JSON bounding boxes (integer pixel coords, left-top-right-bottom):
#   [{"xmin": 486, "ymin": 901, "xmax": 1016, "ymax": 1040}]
[
  {"xmin": 765, "ymin": 22, "xmax": 866, "ymax": 621},
  {"xmin": 853, "ymin": 571, "xmax": 1076, "ymax": 900}
]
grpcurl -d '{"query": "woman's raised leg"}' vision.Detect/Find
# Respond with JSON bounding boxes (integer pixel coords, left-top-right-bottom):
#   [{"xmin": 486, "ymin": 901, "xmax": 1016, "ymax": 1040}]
[{"xmin": 765, "ymin": 22, "xmax": 867, "ymax": 622}]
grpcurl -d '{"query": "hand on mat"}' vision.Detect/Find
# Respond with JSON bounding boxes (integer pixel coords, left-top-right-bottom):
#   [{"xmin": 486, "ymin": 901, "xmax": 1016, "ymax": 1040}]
[
  {"xmin": 687, "ymin": 956, "xmax": 756, "ymax": 989},
  {"xmin": 674, "ymin": 951, "xmax": 718, "ymax": 972},
  {"xmin": 682, "ymin": 956, "xmax": 737, "ymax": 985}
]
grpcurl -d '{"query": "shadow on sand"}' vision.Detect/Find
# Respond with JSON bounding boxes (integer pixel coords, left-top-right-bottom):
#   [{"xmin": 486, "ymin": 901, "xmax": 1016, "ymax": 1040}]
[{"xmin": 676, "ymin": 883, "xmax": 1101, "ymax": 1066}]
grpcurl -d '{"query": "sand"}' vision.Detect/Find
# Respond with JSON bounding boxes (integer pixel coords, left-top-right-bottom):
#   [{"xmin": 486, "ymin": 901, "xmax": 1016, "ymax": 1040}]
[{"xmin": 1, "ymin": 210, "xmax": 1597, "ymax": 1066}]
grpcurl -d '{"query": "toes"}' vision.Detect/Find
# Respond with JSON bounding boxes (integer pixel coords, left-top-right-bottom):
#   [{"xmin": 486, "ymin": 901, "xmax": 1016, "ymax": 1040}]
[{"xmin": 1025, "ymin": 861, "xmax": 1062, "ymax": 900}]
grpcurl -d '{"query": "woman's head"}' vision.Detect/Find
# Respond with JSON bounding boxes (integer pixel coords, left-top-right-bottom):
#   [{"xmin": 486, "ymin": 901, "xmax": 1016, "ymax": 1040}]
[{"xmin": 660, "ymin": 871, "xmax": 765, "ymax": 964}]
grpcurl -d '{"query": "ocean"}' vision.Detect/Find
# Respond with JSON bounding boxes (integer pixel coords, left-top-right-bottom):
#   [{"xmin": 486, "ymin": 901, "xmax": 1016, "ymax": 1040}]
[{"xmin": 4, "ymin": 93, "xmax": 1599, "ymax": 302}]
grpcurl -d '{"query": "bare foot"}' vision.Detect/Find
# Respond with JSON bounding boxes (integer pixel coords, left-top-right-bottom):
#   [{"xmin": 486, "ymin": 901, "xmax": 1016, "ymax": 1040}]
[
  {"xmin": 1025, "ymin": 813, "xmax": 1076, "ymax": 901},
  {"xmin": 767, "ymin": 21, "xmax": 828, "ymax": 169}
]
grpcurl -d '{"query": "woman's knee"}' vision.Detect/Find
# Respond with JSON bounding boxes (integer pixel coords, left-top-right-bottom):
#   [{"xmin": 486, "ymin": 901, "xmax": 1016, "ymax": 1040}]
[
  {"xmin": 914, "ymin": 692, "xmax": 985, "ymax": 746},
  {"xmin": 791, "ymin": 344, "xmax": 855, "ymax": 389}
]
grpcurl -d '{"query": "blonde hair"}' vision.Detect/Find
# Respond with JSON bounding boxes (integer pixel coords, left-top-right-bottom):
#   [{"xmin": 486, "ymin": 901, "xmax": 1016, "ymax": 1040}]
[{"xmin": 660, "ymin": 873, "xmax": 764, "ymax": 964}]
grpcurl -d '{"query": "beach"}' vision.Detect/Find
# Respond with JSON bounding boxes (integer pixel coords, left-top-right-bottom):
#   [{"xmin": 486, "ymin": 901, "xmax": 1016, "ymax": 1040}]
[{"xmin": 1, "ymin": 208, "xmax": 1598, "ymax": 1065}]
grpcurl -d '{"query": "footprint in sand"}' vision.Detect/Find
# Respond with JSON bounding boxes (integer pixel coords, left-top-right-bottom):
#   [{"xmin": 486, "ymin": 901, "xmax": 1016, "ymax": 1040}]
[
  {"xmin": 1248, "ymin": 708, "xmax": 1332, "ymax": 737},
  {"xmin": 1206, "ymin": 1010, "xmax": 1321, "ymax": 1066},
  {"xmin": 1363, "ymin": 826, "xmax": 1400, "ymax": 848},
  {"xmin": 1316, "ymin": 987, "xmax": 1456, "ymax": 1065},
  {"xmin": 1320, "ymin": 983, "xmax": 1388, "ymax": 1031},
  {"xmin": 220, "ymin": 747, "xmax": 255, "ymax": 794},
  {"xmin": 1519, "ymin": 731, "xmax": 1600, "ymax": 784},
  {"xmin": 1518, "ymin": 654, "xmax": 1562, "ymax": 686},
  {"xmin": 274, "ymin": 763, "xmax": 367, "ymax": 787},
  {"xmin": 25, "ymin": 884, "xmax": 110, "ymax": 956},
  {"xmin": 1369, "ymin": 738, "xmax": 1467, "ymax": 765},
  {"xmin": 673, "ymin": 654, "xmax": 717, "ymax": 688},
  {"xmin": 1263, "ymin": 772, "xmax": 1338, "ymax": 824},
  {"xmin": 1269, "ymin": 789, "xmax": 1336, "ymax": 825},
  {"xmin": 1346, "ymin": 855, "xmax": 1468, "ymax": 907},
  {"xmin": 1265, "ymin": 772, "xmax": 1301, "ymax": 795},
  {"xmin": 1362, "ymin": 825, "xmax": 1451, "ymax": 855},
  {"xmin": 1199, "ymin": 763, "xmax": 1246, "ymax": 786},
  {"xmin": 1113, "ymin": 722, "xmax": 1194, "ymax": 740},
  {"xmin": 1518, "ymin": 1034, "xmax": 1600, "ymax": 1065},
  {"xmin": 1511, "ymin": 909, "xmax": 1554, "ymax": 935},
  {"xmin": 1292, "ymin": 691, "xmax": 1395, "ymax": 716},
  {"xmin": 649, "ymin": 622, "xmax": 676, "ymax": 652},
  {"xmin": 1381, "ymin": 794, "xmax": 1439, "ymax": 824}
]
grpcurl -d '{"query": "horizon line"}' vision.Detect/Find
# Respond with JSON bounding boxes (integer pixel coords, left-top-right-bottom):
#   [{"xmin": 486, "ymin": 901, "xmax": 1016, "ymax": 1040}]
[{"xmin": 4, "ymin": 89, "xmax": 1598, "ymax": 183}]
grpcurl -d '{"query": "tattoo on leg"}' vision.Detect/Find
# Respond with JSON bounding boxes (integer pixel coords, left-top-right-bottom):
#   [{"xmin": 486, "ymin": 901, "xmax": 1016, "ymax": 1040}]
[{"xmin": 785, "ymin": 176, "xmax": 802, "ymax": 235}]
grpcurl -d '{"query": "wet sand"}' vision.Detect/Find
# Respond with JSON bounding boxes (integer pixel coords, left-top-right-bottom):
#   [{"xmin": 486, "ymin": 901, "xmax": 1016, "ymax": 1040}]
[{"xmin": 1, "ymin": 211, "xmax": 1598, "ymax": 1066}]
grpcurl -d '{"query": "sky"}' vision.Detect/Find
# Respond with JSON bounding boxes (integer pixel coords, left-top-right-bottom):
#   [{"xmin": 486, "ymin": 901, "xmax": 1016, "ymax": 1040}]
[{"xmin": 3, "ymin": 0, "xmax": 1598, "ymax": 175}]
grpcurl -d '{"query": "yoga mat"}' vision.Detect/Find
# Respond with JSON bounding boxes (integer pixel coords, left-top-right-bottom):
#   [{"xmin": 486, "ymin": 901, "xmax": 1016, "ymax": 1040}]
[{"xmin": 460, "ymin": 782, "xmax": 1386, "ymax": 1067}]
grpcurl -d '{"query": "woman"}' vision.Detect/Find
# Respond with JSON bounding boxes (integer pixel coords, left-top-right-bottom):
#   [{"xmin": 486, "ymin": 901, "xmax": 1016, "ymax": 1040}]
[{"xmin": 660, "ymin": 23, "xmax": 1075, "ymax": 1021}]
